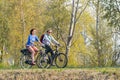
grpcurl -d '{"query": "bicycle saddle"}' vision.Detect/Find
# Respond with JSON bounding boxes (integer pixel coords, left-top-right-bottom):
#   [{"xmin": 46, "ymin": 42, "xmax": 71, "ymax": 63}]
[{"xmin": 20, "ymin": 49, "xmax": 31, "ymax": 55}]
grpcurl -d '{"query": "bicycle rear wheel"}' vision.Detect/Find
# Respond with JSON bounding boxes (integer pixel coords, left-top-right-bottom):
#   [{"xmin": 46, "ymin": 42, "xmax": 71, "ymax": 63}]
[
  {"xmin": 36, "ymin": 53, "xmax": 52, "ymax": 68},
  {"xmin": 55, "ymin": 53, "xmax": 68, "ymax": 68},
  {"xmin": 20, "ymin": 54, "xmax": 32, "ymax": 69}
]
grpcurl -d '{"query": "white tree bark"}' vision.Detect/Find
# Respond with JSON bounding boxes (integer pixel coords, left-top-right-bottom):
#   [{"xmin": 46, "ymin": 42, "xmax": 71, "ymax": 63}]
[
  {"xmin": 96, "ymin": 0, "xmax": 100, "ymax": 66},
  {"xmin": 65, "ymin": 0, "xmax": 90, "ymax": 56},
  {"xmin": 20, "ymin": 0, "xmax": 26, "ymax": 48}
]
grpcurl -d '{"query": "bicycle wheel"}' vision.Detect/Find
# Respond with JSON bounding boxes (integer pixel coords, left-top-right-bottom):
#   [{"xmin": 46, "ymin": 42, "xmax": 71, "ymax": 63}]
[
  {"xmin": 20, "ymin": 54, "xmax": 32, "ymax": 69},
  {"xmin": 36, "ymin": 53, "xmax": 52, "ymax": 68},
  {"xmin": 55, "ymin": 53, "xmax": 68, "ymax": 68}
]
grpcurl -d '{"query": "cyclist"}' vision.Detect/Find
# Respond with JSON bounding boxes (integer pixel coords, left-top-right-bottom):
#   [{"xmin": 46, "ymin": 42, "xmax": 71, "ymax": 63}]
[
  {"xmin": 26, "ymin": 28, "xmax": 44, "ymax": 65},
  {"xmin": 42, "ymin": 29, "xmax": 60, "ymax": 60}
]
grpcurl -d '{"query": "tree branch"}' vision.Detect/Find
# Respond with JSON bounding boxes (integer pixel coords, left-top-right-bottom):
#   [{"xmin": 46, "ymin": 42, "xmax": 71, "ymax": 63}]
[
  {"xmin": 76, "ymin": 0, "xmax": 90, "ymax": 22},
  {"xmin": 115, "ymin": 0, "xmax": 120, "ymax": 13},
  {"xmin": 72, "ymin": 0, "xmax": 79, "ymax": 36},
  {"xmin": 52, "ymin": 15, "xmax": 67, "ymax": 45}
]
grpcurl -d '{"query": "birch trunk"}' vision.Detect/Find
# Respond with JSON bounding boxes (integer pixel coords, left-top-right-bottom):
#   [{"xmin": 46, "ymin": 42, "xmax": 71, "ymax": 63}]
[
  {"xmin": 20, "ymin": 0, "xmax": 25, "ymax": 48},
  {"xmin": 65, "ymin": 0, "xmax": 89, "ymax": 56},
  {"xmin": 66, "ymin": 0, "xmax": 80, "ymax": 56},
  {"xmin": 96, "ymin": 0, "xmax": 100, "ymax": 66}
]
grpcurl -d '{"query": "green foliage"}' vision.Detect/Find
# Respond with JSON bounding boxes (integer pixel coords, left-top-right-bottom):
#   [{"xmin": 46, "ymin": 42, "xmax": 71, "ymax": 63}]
[
  {"xmin": 43, "ymin": 0, "xmax": 70, "ymax": 42},
  {"xmin": 0, "ymin": 0, "xmax": 118, "ymax": 68},
  {"xmin": 101, "ymin": 0, "xmax": 120, "ymax": 28},
  {"xmin": 67, "ymin": 11, "xmax": 95, "ymax": 67},
  {"xmin": 88, "ymin": 21, "xmax": 113, "ymax": 67},
  {"xmin": 0, "ymin": 0, "xmax": 10, "ymax": 50}
]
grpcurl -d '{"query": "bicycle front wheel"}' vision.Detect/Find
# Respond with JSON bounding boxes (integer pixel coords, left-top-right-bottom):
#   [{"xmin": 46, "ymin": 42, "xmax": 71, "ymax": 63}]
[
  {"xmin": 20, "ymin": 54, "xmax": 32, "ymax": 69},
  {"xmin": 55, "ymin": 53, "xmax": 68, "ymax": 68}
]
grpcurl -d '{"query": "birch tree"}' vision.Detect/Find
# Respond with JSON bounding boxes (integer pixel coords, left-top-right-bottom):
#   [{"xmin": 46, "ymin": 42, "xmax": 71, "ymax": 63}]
[
  {"xmin": 102, "ymin": 0, "xmax": 120, "ymax": 28},
  {"xmin": 20, "ymin": 0, "xmax": 26, "ymax": 48},
  {"xmin": 0, "ymin": 0, "xmax": 10, "ymax": 62},
  {"xmin": 66, "ymin": 0, "xmax": 90, "ymax": 55}
]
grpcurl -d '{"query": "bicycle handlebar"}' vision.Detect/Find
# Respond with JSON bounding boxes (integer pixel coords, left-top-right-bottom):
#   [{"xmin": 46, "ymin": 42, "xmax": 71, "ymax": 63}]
[{"xmin": 54, "ymin": 44, "xmax": 61, "ymax": 47}]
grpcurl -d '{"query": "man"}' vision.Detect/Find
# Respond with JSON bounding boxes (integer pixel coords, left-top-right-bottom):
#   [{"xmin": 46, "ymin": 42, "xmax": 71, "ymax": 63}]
[{"xmin": 42, "ymin": 29, "xmax": 59, "ymax": 59}]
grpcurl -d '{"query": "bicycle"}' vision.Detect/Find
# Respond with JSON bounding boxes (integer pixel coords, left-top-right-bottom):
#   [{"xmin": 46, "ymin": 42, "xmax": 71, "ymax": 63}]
[
  {"xmin": 40, "ymin": 44, "xmax": 68, "ymax": 68},
  {"xmin": 20, "ymin": 46, "xmax": 52, "ymax": 69}
]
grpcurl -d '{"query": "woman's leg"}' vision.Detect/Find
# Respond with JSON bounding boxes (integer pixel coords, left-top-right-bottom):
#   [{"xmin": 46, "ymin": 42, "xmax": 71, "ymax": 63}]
[
  {"xmin": 26, "ymin": 46, "xmax": 36, "ymax": 64},
  {"xmin": 32, "ymin": 46, "xmax": 39, "ymax": 56}
]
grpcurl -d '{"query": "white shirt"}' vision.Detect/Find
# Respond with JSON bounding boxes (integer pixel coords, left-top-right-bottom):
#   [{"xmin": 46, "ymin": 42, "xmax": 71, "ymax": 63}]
[{"xmin": 42, "ymin": 34, "xmax": 59, "ymax": 46}]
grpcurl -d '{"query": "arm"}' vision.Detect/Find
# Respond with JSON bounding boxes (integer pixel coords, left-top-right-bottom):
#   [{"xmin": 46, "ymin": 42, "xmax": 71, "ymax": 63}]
[
  {"xmin": 26, "ymin": 35, "xmax": 34, "ymax": 46},
  {"xmin": 43, "ymin": 34, "xmax": 53, "ymax": 45},
  {"xmin": 35, "ymin": 35, "xmax": 44, "ymax": 46},
  {"xmin": 51, "ymin": 36, "xmax": 59, "ymax": 45},
  {"xmin": 29, "ymin": 35, "xmax": 34, "ymax": 44}
]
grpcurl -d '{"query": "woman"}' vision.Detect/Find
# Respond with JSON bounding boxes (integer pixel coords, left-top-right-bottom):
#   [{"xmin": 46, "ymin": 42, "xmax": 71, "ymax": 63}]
[{"xmin": 26, "ymin": 28, "xmax": 43, "ymax": 65}]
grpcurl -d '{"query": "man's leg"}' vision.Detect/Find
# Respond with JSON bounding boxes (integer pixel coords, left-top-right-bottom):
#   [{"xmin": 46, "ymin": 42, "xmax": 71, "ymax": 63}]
[{"xmin": 45, "ymin": 45, "xmax": 54, "ymax": 59}]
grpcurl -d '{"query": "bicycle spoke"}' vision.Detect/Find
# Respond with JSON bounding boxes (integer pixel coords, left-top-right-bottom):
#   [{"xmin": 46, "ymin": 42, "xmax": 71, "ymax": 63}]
[
  {"xmin": 20, "ymin": 55, "xmax": 32, "ymax": 69},
  {"xmin": 36, "ymin": 54, "xmax": 52, "ymax": 68},
  {"xmin": 55, "ymin": 53, "xmax": 68, "ymax": 68}
]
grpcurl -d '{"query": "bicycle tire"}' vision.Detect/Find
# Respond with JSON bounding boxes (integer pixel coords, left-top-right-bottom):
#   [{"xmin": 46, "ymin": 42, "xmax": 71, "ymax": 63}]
[
  {"xmin": 55, "ymin": 53, "xmax": 68, "ymax": 68},
  {"xmin": 36, "ymin": 53, "xmax": 52, "ymax": 69},
  {"xmin": 20, "ymin": 54, "xmax": 32, "ymax": 69}
]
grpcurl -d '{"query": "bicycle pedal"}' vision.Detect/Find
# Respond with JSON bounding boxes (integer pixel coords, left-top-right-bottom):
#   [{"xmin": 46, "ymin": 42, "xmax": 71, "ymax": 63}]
[
  {"xmin": 30, "ymin": 63, "xmax": 36, "ymax": 65},
  {"xmin": 25, "ymin": 60, "xmax": 33, "ymax": 65}
]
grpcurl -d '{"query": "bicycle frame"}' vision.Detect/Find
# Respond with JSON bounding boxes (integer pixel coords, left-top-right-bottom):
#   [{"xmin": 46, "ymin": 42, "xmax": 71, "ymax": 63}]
[{"xmin": 53, "ymin": 45, "xmax": 60, "ymax": 57}]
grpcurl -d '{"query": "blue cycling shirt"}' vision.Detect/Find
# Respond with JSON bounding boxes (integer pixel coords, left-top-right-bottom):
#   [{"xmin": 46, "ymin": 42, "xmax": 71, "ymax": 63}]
[{"xmin": 26, "ymin": 34, "xmax": 39, "ymax": 46}]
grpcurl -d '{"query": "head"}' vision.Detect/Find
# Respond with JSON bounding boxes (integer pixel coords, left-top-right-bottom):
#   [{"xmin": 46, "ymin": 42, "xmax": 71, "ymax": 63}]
[
  {"xmin": 30, "ymin": 28, "xmax": 37, "ymax": 35},
  {"xmin": 46, "ymin": 29, "xmax": 52, "ymax": 35}
]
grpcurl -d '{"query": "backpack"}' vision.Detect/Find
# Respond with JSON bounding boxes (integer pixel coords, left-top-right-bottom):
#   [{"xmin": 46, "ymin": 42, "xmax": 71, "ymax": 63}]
[{"xmin": 40, "ymin": 34, "xmax": 44, "ymax": 43}]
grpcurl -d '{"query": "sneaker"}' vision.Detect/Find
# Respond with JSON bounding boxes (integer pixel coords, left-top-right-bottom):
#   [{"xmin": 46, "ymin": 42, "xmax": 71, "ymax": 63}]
[
  {"xmin": 31, "ymin": 62, "xmax": 36, "ymax": 65},
  {"xmin": 52, "ymin": 62, "xmax": 55, "ymax": 66}
]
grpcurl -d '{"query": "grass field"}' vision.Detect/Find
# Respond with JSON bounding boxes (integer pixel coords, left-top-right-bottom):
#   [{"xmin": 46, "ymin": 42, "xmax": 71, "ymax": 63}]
[{"xmin": 0, "ymin": 67, "xmax": 120, "ymax": 80}]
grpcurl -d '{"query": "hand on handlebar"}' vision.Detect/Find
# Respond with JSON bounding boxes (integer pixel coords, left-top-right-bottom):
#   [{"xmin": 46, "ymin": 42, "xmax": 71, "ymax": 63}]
[
  {"xmin": 38, "ymin": 43, "xmax": 45, "ymax": 48},
  {"xmin": 57, "ymin": 43, "xmax": 61, "ymax": 46},
  {"xmin": 41, "ymin": 43, "xmax": 45, "ymax": 48}
]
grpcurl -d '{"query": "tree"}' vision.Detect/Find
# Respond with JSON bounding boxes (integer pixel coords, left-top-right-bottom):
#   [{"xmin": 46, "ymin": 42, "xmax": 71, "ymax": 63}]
[
  {"xmin": 0, "ymin": 0, "xmax": 10, "ymax": 62},
  {"xmin": 101, "ymin": 0, "xmax": 120, "ymax": 28},
  {"xmin": 84, "ymin": 0, "xmax": 116, "ymax": 67},
  {"xmin": 20, "ymin": 0, "xmax": 26, "ymax": 48},
  {"xmin": 66, "ymin": 0, "xmax": 90, "ymax": 56},
  {"xmin": 0, "ymin": 0, "xmax": 47, "ymax": 66},
  {"xmin": 96, "ymin": 0, "xmax": 100, "ymax": 67},
  {"xmin": 43, "ymin": 0, "xmax": 70, "ymax": 43}
]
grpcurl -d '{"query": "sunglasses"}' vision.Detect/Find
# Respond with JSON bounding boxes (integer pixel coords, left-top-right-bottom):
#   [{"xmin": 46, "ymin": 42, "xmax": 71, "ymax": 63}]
[{"xmin": 48, "ymin": 32, "xmax": 52, "ymax": 33}]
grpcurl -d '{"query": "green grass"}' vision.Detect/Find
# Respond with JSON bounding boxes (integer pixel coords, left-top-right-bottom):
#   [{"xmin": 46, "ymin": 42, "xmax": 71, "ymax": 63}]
[{"xmin": 0, "ymin": 63, "xmax": 120, "ymax": 72}]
